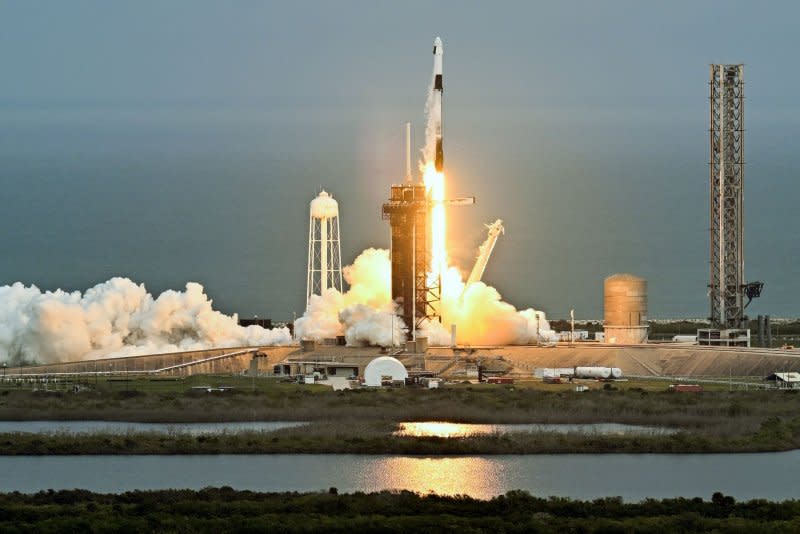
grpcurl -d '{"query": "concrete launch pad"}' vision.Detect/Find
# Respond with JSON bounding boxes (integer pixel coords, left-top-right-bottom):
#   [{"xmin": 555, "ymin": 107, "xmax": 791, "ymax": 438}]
[{"xmin": 6, "ymin": 343, "xmax": 800, "ymax": 381}]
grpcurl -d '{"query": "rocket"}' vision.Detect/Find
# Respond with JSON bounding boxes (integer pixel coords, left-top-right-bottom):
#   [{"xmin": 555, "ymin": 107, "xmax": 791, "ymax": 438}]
[{"xmin": 432, "ymin": 37, "xmax": 444, "ymax": 172}]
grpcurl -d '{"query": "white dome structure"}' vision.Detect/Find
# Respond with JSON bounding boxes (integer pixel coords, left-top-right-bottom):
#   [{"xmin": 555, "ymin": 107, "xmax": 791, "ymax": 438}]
[{"xmin": 363, "ymin": 356, "xmax": 408, "ymax": 387}]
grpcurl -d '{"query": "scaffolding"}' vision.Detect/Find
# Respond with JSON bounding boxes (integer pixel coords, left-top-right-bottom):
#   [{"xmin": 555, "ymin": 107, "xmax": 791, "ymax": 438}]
[
  {"xmin": 709, "ymin": 64, "xmax": 746, "ymax": 329},
  {"xmin": 382, "ymin": 184, "xmax": 439, "ymax": 334}
]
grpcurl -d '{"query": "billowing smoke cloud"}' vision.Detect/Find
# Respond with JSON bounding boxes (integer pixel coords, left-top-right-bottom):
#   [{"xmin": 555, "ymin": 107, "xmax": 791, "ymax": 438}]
[
  {"xmin": 295, "ymin": 249, "xmax": 557, "ymax": 347},
  {"xmin": 419, "ymin": 266, "xmax": 558, "ymax": 346},
  {"xmin": 294, "ymin": 248, "xmax": 405, "ymax": 346},
  {"xmin": 0, "ymin": 278, "xmax": 291, "ymax": 365}
]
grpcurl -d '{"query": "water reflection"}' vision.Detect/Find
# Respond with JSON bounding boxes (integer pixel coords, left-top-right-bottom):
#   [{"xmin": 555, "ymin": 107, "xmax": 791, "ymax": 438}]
[
  {"xmin": 0, "ymin": 453, "xmax": 799, "ymax": 500},
  {"xmin": 395, "ymin": 422, "xmax": 677, "ymax": 437},
  {"xmin": 361, "ymin": 457, "xmax": 506, "ymax": 497}
]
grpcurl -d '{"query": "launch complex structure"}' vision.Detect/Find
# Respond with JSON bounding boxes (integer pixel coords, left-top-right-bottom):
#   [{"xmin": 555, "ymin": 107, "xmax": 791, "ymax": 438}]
[
  {"xmin": 704, "ymin": 64, "xmax": 763, "ymax": 345},
  {"xmin": 382, "ymin": 38, "xmax": 474, "ymax": 336}
]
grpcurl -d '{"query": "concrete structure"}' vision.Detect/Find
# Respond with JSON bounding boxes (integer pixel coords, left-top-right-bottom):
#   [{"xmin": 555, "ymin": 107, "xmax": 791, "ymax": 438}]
[
  {"xmin": 364, "ymin": 356, "xmax": 408, "ymax": 387},
  {"xmin": 698, "ymin": 328, "xmax": 750, "ymax": 347},
  {"xmin": 2, "ymin": 347, "xmax": 274, "ymax": 378},
  {"xmin": 307, "ymin": 190, "xmax": 343, "ymax": 303},
  {"xmin": 603, "ymin": 274, "xmax": 648, "ymax": 344},
  {"xmin": 7, "ymin": 341, "xmax": 800, "ymax": 386}
]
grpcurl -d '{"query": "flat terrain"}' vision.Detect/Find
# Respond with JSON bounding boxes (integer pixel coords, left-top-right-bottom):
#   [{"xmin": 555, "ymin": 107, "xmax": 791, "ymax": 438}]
[{"xmin": 0, "ymin": 377, "xmax": 799, "ymax": 454}]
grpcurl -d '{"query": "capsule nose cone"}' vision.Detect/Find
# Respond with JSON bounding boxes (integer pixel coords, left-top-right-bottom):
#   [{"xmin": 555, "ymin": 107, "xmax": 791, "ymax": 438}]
[{"xmin": 433, "ymin": 36, "xmax": 443, "ymax": 54}]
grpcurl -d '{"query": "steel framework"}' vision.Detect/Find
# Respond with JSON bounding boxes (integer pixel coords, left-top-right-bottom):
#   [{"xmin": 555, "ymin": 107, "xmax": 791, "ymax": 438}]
[
  {"xmin": 382, "ymin": 184, "xmax": 439, "ymax": 334},
  {"xmin": 306, "ymin": 193, "xmax": 343, "ymax": 303},
  {"xmin": 709, "ymin": 64, "xmax": 745, "ymax": 328}
]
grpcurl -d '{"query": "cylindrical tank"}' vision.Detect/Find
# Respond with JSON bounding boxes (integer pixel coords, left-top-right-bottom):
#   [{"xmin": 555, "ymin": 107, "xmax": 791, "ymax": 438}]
[
  {"xmin": 604, "ymin": 274, "xmax": 647, "ymax": 326},
  {"xmin": 610, "ymin": 367, "xmax": 623, "ymax": 379},
  {"xmin": 603, "ymin": 274, "xmax": 648, "ymax": 344},
  {"xmin": 574, "ymin": 366, "xmax": 612, "ymax": 379}
]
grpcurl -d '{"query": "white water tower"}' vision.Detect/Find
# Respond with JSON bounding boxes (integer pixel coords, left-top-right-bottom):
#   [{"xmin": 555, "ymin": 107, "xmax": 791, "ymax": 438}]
[{"xmin": 306, "ymin": 190, "xmax": 343, "ymax": 303}]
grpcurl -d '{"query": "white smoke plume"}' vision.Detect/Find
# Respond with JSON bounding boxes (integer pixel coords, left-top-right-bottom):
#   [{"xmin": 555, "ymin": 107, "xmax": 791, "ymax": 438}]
[
  {"xmin": 0, "ymin": 278, "xmax": 291, "ymax": 365},
  {"xmin": 418, "ymin": 266, "xmax": 558, "ymax": 346},
  {"xmin": 295, "ymin": 248, "xmax": 557, "ymax": 347},
  {"xmin": 294, "ymin": 248, "xmax": 405, "ymax": 346}
]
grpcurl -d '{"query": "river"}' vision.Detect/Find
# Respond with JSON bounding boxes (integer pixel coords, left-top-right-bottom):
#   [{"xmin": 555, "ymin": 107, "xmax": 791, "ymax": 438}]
[{"xmin": 0, "ymin": 452, "xmax": 798, "ymax": 501}]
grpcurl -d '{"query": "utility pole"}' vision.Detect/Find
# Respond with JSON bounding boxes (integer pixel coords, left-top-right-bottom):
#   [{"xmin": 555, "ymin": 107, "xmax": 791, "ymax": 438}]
[{"xmin": 570, "ymin": 309, "xmax": 575, "ymax": 347}]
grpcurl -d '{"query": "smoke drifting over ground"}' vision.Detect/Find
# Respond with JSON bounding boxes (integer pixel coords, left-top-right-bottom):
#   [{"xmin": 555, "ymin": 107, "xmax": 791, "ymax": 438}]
[
  {"xmin": 295, "ymin": 248, "xmax": 405, "ymax": 347},
  {"xmin": 0, "ymin": 278, "xmax": 290, "ymax": 365}
]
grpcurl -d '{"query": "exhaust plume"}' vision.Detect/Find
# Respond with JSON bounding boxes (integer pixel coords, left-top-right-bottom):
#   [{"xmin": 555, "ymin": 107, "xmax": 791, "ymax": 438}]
[
  {"xmin": 0, "ymin": 278, "xmax": 290, "ymax": 365},
  {"xmin": 295, "ymin": 248, "xmax": 405, "ymax": 346}
]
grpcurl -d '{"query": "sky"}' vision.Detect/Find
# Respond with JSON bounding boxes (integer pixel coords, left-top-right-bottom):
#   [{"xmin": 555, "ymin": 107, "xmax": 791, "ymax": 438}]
[{"xmin": 1, "ymin": 1, "xmax": 798, "ymax": 321}]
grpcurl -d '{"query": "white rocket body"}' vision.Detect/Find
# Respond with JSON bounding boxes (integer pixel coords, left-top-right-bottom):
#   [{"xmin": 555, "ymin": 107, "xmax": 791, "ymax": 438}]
[{"xmin": 432, "ymin": 37, "xmax": 444, "ymax": 172}]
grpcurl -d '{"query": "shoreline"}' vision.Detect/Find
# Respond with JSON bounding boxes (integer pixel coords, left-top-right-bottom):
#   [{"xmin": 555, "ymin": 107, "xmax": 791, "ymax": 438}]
[
  {"xmin": 0, "ymin": 422, "xmax": 798, "ymax": 455},
  {"xmin": 1, "ymin": 381, "xmax": 799, "ymax": 455}
]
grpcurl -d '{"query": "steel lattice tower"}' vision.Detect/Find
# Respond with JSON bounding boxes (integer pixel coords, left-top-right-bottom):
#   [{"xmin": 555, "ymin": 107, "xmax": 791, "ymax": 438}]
[
  {"xmin": 306, "ymin": 191, "xmax": 343, "ymax": 304},
  {"xmin": 709, "ymin": 64, "xmax": 745, "ymax": 328}
]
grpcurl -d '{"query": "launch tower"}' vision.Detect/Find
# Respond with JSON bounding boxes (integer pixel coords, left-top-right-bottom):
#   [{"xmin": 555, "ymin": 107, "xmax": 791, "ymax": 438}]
[
  {"xmin": 704, "ymin": 64, "xmax": 762, "ymax": 344},
  {"xmin": 382, "ymin": 183, "xmax": 435, "ymax": 333}
]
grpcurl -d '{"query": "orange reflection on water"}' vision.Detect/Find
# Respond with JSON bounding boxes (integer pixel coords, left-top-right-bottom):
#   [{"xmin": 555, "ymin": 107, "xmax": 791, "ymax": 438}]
[
  {"xmin": 364, "ymin": 457, "xmax": 507, "ymax": 498},
  {"xmin": 394, "ymin": 422, "xmax": 499, "ymax": 438}
]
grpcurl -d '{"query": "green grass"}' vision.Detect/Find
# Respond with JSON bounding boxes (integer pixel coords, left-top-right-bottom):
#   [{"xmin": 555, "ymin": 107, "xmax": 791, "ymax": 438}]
[{"xmin": 1, "ymin": 381, "xmax": 799, "ymax": 454}]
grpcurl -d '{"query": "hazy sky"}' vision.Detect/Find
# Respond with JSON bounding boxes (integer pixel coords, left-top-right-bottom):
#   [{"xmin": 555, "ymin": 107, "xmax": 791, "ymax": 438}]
[{"xmin": 1, "ymin": 1, "xmax": 798, "ymax": 320}]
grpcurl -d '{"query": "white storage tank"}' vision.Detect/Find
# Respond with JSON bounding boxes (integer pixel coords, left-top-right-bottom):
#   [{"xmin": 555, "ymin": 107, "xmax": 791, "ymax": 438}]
[
  {"xmin": 603, "ymin": 273, "xmax": 649, "ymax": 344},
  {"xmin": 575, "ymin": 366, "xmax": 612, "ymax": 379}
]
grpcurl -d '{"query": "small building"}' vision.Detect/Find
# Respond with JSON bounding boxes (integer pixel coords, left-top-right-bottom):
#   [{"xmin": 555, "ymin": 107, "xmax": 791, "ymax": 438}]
[
  {"xmin": 557, "ymin": 330, "xmax": 589, "ymax": 342},
  {"xmin": 273, "ymin": 360, "xmax": 359, "ymax": 379},
  {"xmin": 697, "ymin": 329, "xmax": 750, "ymax": 347},
  {"xmin": 419, "ymin": 377, "xmax": 442, "ymax": 389},
  {"xmin": 764, "ymin": 372, "xmax": 800, "ymax": 389}
]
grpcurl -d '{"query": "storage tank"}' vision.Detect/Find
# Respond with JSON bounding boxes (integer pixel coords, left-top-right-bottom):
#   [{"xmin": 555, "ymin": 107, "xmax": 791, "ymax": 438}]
[
  {"xmin": 574, "ymin": 366, "xmax": 612, "ymax": 379},
  {"xmin": 603, "ymin": 273, "xmax": 648, "ymax": 344}
]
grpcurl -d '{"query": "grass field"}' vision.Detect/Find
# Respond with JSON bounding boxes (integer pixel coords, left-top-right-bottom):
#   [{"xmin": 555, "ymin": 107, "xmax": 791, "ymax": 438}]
[{"xmin": 1, "ymin": 377, "xmax": 799, "ymax": 454}]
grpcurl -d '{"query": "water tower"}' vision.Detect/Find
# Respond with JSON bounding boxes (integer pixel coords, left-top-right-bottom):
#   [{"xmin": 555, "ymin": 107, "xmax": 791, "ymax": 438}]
[{"xmin": 306, "ymin": 190, "xmax": 343, "ymax": 303}]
